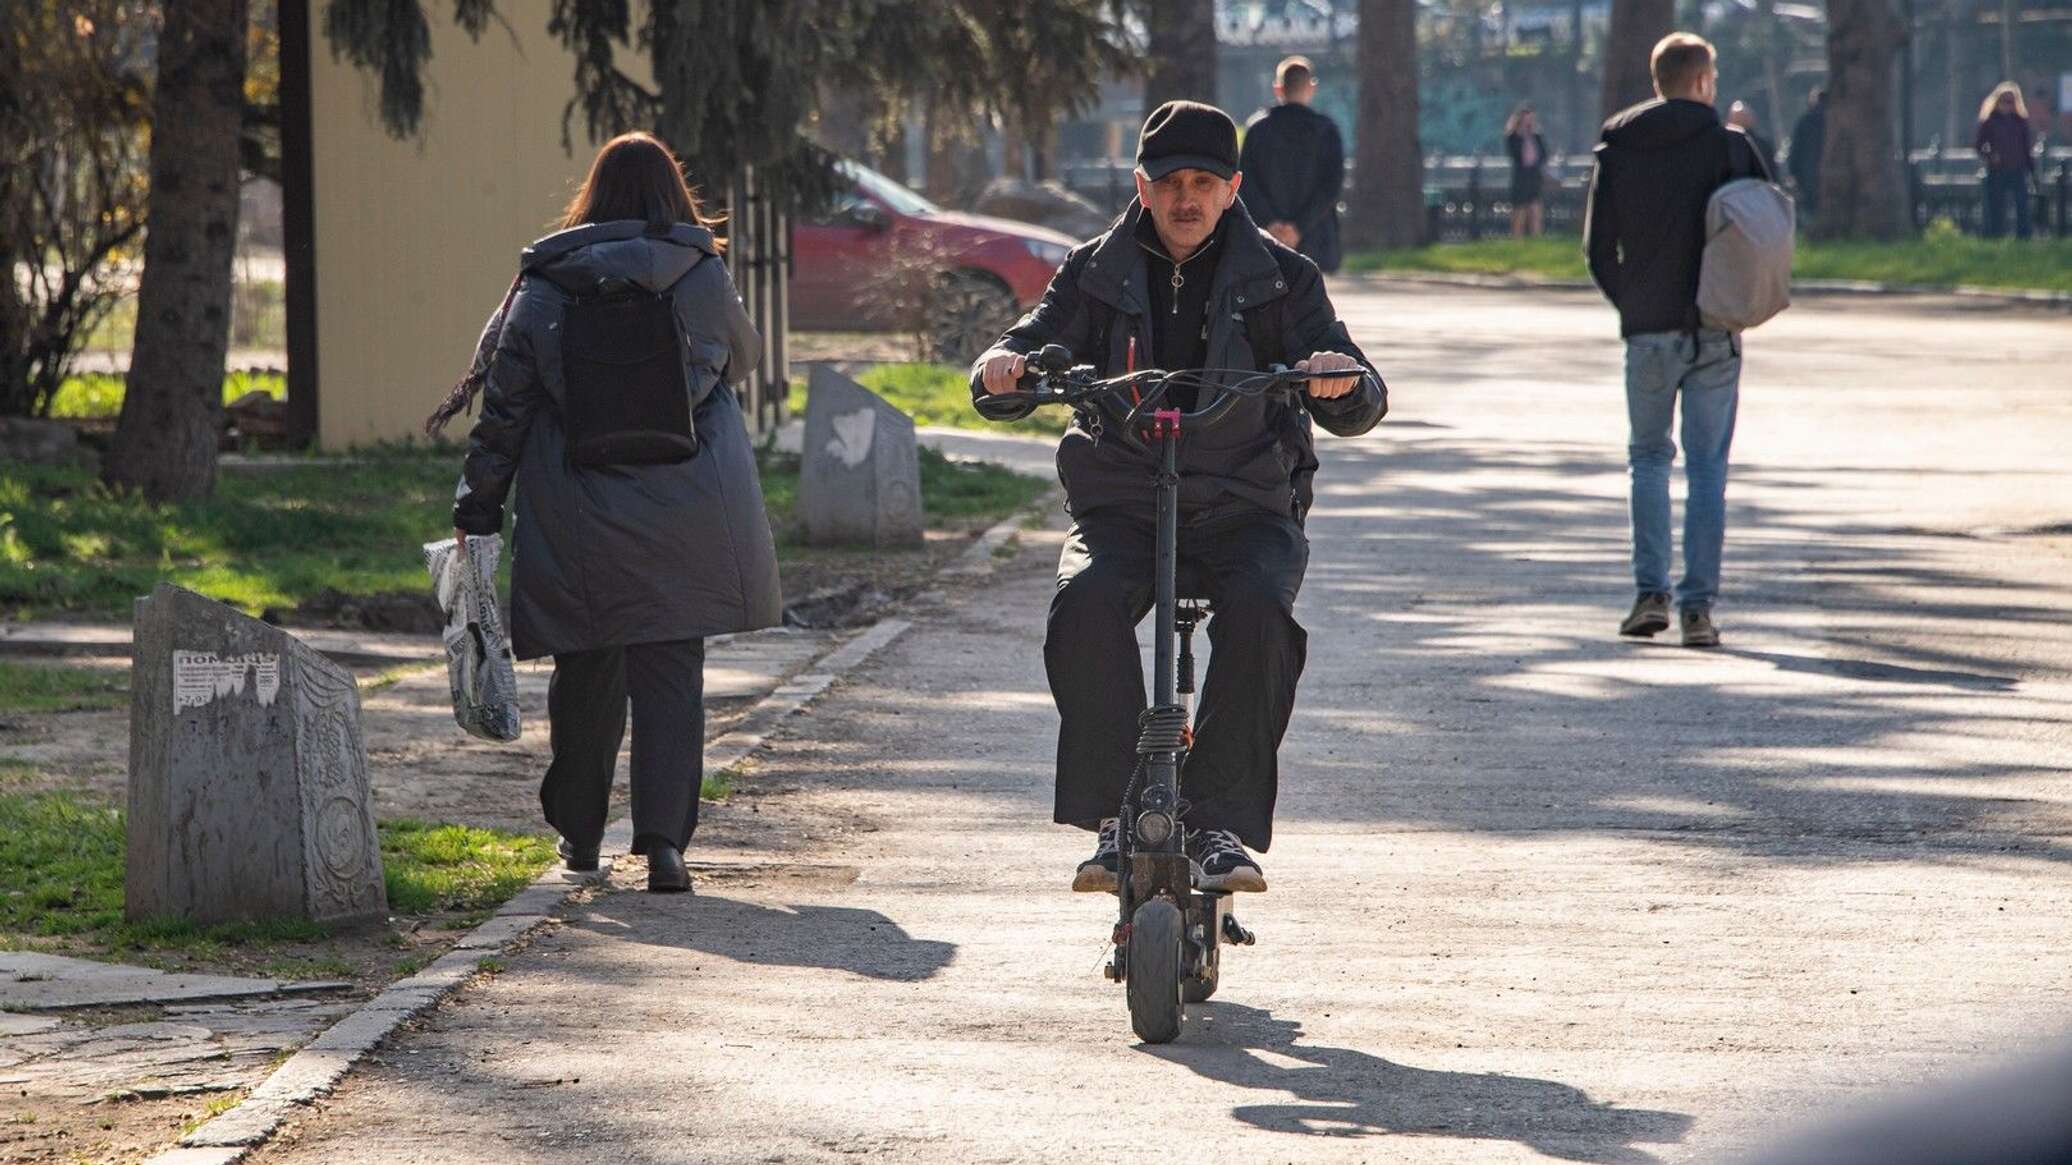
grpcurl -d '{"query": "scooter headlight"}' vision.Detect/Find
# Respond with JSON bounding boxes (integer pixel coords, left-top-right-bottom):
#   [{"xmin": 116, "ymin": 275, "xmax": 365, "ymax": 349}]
[{"xmin": 1135, "ymin": 809, "xmax": 1175, "ymax": 846}]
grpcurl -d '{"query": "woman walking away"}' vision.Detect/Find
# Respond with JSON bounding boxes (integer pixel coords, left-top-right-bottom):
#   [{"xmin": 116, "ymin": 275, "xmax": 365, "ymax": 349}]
[
  {"xmin": 1505, "ymin": 103, "xmax": 1549, "ymax": 238},
  {"xmin": 1976, "ymin": 83, "xmax": 2035, "ymax": 239},
  {"xmin": 436, "ymin": 132, "xmax": 782, "ymax": 892}
]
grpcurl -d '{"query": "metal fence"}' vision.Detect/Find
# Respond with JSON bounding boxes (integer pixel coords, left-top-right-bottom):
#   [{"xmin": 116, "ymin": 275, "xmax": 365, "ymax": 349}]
[
  {"xmin": 727, "ymin": 164, "xmax": 791, "ymax": 436},
  {"xmin": 1062, "ymin": 151, "xmax": 2072, "ymax": 242}
]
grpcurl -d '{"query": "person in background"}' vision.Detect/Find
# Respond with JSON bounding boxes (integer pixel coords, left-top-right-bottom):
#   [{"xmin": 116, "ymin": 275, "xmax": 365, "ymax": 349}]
[
  {"xmin": 440, "ymin": 132, "xmax": 782, "ymax": 893},
  {"xmin": 1238, "ymin": 55, "xmax": 1346, "ymax": 273},
  {"xmin": 1584, "ymin": 32, "xmax": 1768, "ymax": 649},
  {"xmin": 1976, "ymin": 82, "xmax": 2036, "ymax": 239},
  {"xmin": 1727, "ymin": 101, "xmax": 1780, "ymax": 181},
  {"xmin": 1504, "ymin": 103, "xmax": 1550, "ymax": 237},
  {"xmin": 1787, "ymin": 87, "xmax": 1826, "ymax": 217}
]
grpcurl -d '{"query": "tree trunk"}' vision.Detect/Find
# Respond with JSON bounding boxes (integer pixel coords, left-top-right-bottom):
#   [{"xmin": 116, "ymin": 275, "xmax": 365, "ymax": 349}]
[
  {"xmin": 998, "ymin": 107, "xmax": 1030, "ymax": 182},
  {"xmin": 1944, "ymin": 0, "xmax": 1964, "ymax": 148},
  {"xmin": 1600, "ymin": 0, "xmax": 1675, "ymax": 120},
  {"xmin": 1998, "ymin": 0, "xmax": 2014, "ymax": 80},
  {"xmin": 1347, "ymin": 0, "xmax": 1425, "ymax": 250},
  {"xmin": 1142, "ymin": 0, "xmax": 1218, "ymax": 115},
  {"xmin": 1570, "ymin": 0, "xmax": 1589, "ymax": 150},
  {"xmin": 1815, "ymin": 0, "xmax": 1911, "ymax": 239},
  {"xmin": 106, "ymin": 0, "xmax": 250, "ymax": 501},
  {"xmin": 1757, "ymin": 0, "xmax": 1785, "ymax": 145}
]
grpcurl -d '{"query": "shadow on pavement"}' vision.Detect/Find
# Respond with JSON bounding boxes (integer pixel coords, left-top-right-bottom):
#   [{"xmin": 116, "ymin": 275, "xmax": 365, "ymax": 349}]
[
  {"xmin": 1145, "ymin": 1003, "xmax": 1693, "ymax": 1163},
  {"xmin": 569, "ymin": 895, "xmax": 957, "ymax": 982}
]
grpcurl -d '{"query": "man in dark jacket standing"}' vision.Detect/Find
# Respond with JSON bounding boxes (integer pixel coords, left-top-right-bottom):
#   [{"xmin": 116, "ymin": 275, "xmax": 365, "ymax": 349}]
[
  {"xmin": 970, "ymin": 101, "xmax": 1385, "ymax": 895},
  {"xmin": 1787, "ymin": 87, "xmax": 1826, "ymax": 217},
  {"xmin": 1237, "ymin": 57, "xmax": 1346, "ymax": 273},
  {"xmin": 1585, "ymin": 32, "xmax": 1767, "ymax": 649}
]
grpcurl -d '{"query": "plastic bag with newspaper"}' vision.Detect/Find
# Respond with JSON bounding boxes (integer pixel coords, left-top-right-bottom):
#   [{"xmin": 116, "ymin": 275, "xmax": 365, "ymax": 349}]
[{"xmin": 423, "ymin": 535, "xmax": 521, "ymax": 742}]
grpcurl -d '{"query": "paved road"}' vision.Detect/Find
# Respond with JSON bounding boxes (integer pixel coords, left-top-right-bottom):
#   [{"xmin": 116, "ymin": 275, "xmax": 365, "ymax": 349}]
[{"xmin": 251, "ymin": 284, "xmax": 2072, "ymax": 1164}]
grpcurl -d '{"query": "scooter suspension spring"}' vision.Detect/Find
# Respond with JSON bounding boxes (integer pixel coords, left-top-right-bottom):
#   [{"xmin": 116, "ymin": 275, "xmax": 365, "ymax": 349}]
[{"xmin": 1135, "ymin": 705, "xmax": 1190, "ymax": 754}]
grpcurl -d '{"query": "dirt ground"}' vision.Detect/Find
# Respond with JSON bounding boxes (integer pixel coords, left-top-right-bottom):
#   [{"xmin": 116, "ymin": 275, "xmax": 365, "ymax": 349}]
[{"xmin": 234, "ymin": 284, "xmax": 2072, "ymax": 1165}]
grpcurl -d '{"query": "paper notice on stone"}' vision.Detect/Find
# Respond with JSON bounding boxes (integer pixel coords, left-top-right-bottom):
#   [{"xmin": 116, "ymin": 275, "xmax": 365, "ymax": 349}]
[{"xmin": 172, "ymin": 651, "xmax": 282, "ymax": 713}]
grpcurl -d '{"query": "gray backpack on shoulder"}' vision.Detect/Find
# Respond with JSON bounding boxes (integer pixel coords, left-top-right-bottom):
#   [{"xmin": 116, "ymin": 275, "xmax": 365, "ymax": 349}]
[{"xmin": 1698, "ymin": 171, "xmax": 1796, "ymax": 332}]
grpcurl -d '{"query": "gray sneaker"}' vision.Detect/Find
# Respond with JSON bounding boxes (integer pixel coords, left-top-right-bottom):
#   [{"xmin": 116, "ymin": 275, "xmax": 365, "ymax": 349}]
[
  {"xmin": 1680, "ymin": 605, "xmax": 1721, "ymax": 648},
  {"xmin": 1620, "ymin": 592, "xmax": 1671, "ymax": 637}
]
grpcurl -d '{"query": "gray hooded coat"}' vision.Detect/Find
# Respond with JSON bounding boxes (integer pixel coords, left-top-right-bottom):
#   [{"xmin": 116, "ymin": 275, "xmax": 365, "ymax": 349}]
[{"xmin": 453, "ymin": 221, "xmax": 783, "ymax": 660}]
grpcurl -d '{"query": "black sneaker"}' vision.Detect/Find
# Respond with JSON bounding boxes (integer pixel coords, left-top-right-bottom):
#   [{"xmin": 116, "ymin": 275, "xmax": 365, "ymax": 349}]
[
  {"xmin": 1072, "ymin": 818, "xmax": 1120, "ymax": 893},
  {"xmin": 1620, "ymin": 592, "xmax": 1671, "ymax": 637},
  {"xmin": 1190, "ymin": 828, "xmax": 1266, "ymax": 893},
  {"xmin": 1680, "ymin": 605, "xmax": 1721, "ymax": 648}
]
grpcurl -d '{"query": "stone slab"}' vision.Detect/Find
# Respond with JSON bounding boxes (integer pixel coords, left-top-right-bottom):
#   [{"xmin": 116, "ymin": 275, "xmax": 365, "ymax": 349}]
[
  {"xmin": 181, "ymin": 1096, "xmax": 300, "ymax": 1147},
  {"xmin": 142, "ymin": 1148, "xmax": 250, "ymax": 1165},
  {"xmin": 128, "ymin": 584, "xmax": 386, "ymax": 927},
  {"xmin": 0, "ymin": 953, "xmax": 349, "ymax": 1011},
  {"xmin": 798, "ymin": 366, "xmax": 923, "ymax": 547}
]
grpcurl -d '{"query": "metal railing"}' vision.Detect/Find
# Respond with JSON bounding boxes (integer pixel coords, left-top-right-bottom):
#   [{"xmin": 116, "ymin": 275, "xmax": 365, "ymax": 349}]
[
  {"xmin": 1060, "ymin": 151, "xmax": 2072, "ymax": 241},
  {"xmin": 727, "ymin": 164, "xmax": 791, "ymax": 436}
]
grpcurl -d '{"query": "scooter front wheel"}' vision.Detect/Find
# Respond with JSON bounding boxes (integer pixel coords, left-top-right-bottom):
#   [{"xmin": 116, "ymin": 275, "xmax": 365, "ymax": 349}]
[{"xmin": 1126, "ymin": 897, "xmax": 1185, "ymax": 1043}]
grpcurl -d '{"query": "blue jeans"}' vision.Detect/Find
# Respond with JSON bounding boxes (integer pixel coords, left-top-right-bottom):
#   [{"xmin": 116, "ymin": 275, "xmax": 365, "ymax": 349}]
[{"xmin": 1625, "ymin": 330, "xmax": 1740, "ymax": 610}]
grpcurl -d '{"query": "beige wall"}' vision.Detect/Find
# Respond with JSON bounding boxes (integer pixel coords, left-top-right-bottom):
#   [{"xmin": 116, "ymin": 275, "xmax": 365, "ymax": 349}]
[{"xmin": 310, "ymin": 17, "xmax": 618, "ymax": 449}]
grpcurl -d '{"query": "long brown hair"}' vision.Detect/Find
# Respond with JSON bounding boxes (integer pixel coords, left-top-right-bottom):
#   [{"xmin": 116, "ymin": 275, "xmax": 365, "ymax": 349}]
[{"xmin": 560, "ymin": 131, "xmax": 726, "ymax": 240}]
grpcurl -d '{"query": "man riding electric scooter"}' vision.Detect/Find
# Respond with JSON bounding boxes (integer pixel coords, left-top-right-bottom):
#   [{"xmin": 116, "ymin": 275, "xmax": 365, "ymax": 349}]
[{"xmin": 970, "ymin": 100, "xmax": 1387, "ymax": 896}]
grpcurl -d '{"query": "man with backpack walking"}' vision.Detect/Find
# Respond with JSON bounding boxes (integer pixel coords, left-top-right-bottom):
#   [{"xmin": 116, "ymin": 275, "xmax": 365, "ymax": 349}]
[{"xmin": 1584, "ymin": 32, "xmax": 1774, "ymax": 648}]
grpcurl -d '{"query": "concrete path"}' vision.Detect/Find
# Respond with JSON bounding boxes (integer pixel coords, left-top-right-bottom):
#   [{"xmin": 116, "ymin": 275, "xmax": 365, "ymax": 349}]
[{"xmin": 249, "ymin": 286, "xmax": 2072, "ymax": 1164}]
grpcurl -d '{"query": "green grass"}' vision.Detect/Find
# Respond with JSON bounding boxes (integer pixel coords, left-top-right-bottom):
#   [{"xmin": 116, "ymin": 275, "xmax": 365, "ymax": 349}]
[
  {"xmin": 378, "ymin": 819, "xmax": 557, "ymax": 915},
  {"xmin": 0, "ymin": 783, "xmax": 553, "ymax": 949},
  {"xmin": 82, "ymin": 279, "xmax": 286, "ymax": 355},
  {"xmin": 1343, "ymin": 234, "xmax": 2072, "ymax": 293},
  {"xmin": 1344, "ymin": 237, "xmax": 1590, "ymax": 280},
  {"xmin": 755, "ymin": 444, "xmax": 1049, "ymax": 541},
  {"xmin": 700, "ymin": 767, "xmax": 736, "ymax": 801},
  {"xmin": 0, "ymin": 662, "xmax": 128, "ymax": 713},
  {"xmin": 788, "ymin": 361, "xmax": 1068, "ymax": 435},
  {"xmin": 0, "ymin": 447, "xmax": 470, "ymax": 621},
  {"xmin": 49, "ymin": 370, "xmax": 284, "ymax": 420},
  {"xmin": 3, "ymin": 425, "xmax": 1046, "ymax": 621}
]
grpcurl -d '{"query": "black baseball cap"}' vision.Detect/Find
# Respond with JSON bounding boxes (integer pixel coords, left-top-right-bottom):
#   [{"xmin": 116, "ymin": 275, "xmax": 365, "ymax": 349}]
[{"xmin": 1136, "ymin": 100, "xmax": 1240, "ymax": 181}]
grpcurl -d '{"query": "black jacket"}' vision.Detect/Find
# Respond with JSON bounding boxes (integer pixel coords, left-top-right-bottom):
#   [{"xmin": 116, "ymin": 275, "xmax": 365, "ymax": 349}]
[
  {"xmin": 1237, "ymin": 103, "xmax": 1346, "ymax": 273},
  {"xmin": 1585, "ymin": 99, "xmax": 1769, "ymax": 338},
  {"xmin": 969, "ymin": 198, "xmax": 1385, "ymax": 523},
  {"xmin": 453, "ymin": 221, "xmax": 783, "ymax": 659}
]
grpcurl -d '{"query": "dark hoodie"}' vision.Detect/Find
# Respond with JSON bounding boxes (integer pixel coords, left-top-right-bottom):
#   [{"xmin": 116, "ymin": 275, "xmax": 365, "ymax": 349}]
[{"xmin": 1584, "ymin": 98, "xmax": 1768, "ymax": 337}]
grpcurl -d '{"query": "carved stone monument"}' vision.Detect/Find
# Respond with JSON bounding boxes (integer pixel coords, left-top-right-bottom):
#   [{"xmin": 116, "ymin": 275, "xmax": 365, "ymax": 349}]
[
  {"xmin": 127, "ymin": 584, "xmax": 386, "ymax": 926},
  {"xmin": 799, "ymin": 365, "xmax": 924, "ymax": 548}
]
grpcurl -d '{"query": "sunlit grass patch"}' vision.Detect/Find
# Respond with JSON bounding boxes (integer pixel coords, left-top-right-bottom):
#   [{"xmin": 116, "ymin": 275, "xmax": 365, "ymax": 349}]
[
  {"xmin": 379, "ymin": 819, "xmax": 557, "ymax": 915},
  {"xmin": 0, "ymin": 662, "xmax": 128, "ymax": 714}
]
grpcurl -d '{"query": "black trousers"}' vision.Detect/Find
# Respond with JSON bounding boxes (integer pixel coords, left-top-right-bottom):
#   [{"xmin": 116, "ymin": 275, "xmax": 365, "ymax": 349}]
[
  {"xmin": 1045, "ymin": 507, "xmax": 1309, "ymax": 851},
  {"xmin": 542, "ymin": 637, "xmax": 706, "ymax": 855}
]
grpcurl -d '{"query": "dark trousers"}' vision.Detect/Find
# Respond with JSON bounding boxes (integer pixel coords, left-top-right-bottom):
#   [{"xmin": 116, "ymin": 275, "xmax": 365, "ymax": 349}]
[
  {"xmin": 1983, "ymin": 170, "xmax": 2032, "ymax": 239},
  {"xmin": 542, "ymin": 637, "xmax": 706, "ymax": 855},
  {"xmin": 1045, "ymin": 507, "xmax": 1309, "ymax": 852}
]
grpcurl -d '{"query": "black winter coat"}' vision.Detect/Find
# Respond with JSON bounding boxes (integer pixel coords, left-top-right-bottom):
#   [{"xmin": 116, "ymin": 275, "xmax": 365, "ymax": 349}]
[
  {"xmin": 453, "ymin": 221, "xmax": 784, "ymax": 660},
  {"xmin": 1237, "ymin": 103, "xmax": 1346, "ymax": 273},
  {"xmin": 968, "ymin": 199, "xmax": 1385, "ymax": 523},
  {"xmin": 1584, "ymin": 99, "xmax": 1769, "ymax": 338}
]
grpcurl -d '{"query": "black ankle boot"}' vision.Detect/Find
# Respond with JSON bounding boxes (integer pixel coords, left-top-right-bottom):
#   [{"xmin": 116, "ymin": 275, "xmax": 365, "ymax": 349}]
[
  {"xmin": 558, "ymin": 837, "xmax": 599, "ymax": 873},
  {"xmin": 646, "ymin": 843, "xmax": 691, "ymax": 893}
]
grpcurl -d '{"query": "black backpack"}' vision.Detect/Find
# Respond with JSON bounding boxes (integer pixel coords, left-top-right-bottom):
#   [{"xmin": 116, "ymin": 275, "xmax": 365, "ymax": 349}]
[{"xmin": 559, "ymin": 287, "xmax": 697, "ymax": 467}]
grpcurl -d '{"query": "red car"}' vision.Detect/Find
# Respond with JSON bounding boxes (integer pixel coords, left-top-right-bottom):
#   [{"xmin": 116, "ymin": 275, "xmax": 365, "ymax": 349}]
[{"xmin": 790, "ymin": 161, "xmax": 1080, "ymax": 360}]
